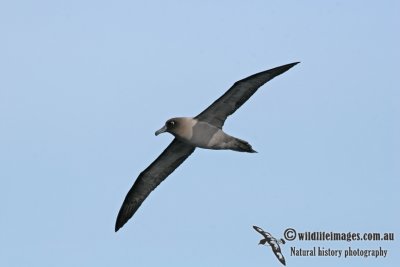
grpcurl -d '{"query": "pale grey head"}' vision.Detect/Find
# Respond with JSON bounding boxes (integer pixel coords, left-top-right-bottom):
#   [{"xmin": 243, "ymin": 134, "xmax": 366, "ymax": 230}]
[
  {"xmin": 155, "ymin": 117, "xmax": 194, "ymax": 138},
  {"xmin": 155, "ymin": 118, "xmax": 176, "ymax": 136},
  {"xmin": 155, "ymin": 117, "xmax": 189, "ymax": 135}
]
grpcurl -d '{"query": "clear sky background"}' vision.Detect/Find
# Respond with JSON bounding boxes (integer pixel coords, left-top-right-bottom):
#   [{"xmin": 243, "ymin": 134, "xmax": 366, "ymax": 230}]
[{"xmin": 0, "ymin": 1, "xmax": 398, "ymax": 266}]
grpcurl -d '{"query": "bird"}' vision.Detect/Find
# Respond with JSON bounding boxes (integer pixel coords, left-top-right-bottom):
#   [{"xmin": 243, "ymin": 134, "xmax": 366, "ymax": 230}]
[
  {"xmin": 115, "ymin": 62, "xmax": 299, "ymax": 232},
  {"xmin": 253, "ymin": 225, "xmax": 286, "ymax": 266}
]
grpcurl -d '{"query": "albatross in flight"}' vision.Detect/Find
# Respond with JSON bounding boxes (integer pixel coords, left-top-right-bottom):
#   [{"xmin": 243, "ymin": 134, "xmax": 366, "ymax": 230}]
[{"xmin": 115, "ymin": 62, "xmax": 299, "ymax": 231}]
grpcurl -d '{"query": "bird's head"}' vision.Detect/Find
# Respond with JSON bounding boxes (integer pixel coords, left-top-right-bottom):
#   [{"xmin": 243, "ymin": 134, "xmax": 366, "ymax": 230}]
[
  {"xmin": 155, "ymin": 117, "xmax": 193, "ymax": 137},
  {"xmin": 155, "ymin": 118, "xmax": 176, "ymax": 136}
]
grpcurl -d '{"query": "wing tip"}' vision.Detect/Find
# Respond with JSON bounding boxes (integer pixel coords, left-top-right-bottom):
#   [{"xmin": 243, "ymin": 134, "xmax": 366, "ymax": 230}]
[
  {"xmin": 262, "ymin": 61, "xmax": 299, "ymax": 79},
  {"xmin": 115, "ymin": 218, "xmax": 124, "ymax": 232},
  {"xmin": 115, "ymin": 207, "xmax": 130, "ymax": 232},
  {"xmin": 280, "ymin": 61, "xmax": 300, "ymax": 71}
]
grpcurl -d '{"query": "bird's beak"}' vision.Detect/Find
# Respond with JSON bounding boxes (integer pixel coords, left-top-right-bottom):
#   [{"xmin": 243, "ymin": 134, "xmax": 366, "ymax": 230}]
[{"xmin": 155, "ymin": 125, "xmax": 167, "ymax": 136}]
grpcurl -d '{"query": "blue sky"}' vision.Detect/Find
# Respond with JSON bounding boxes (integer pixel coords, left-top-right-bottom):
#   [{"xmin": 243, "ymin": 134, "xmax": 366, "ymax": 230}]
[{"xmin": 0, "ymin": 1, "xmax": 398, "ymax": 266}]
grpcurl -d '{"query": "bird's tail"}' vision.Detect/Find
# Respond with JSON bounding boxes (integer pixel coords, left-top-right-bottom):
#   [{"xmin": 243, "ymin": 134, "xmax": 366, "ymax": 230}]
[{"xmin": 230, "ymin": 138, "xmax": 257, "ymax": 153}]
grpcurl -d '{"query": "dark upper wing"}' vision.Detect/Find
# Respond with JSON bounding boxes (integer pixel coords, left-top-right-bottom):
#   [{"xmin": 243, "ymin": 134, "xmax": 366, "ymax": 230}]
[
  {"xmin": 195, "ymin": 62, "xmax": 299, "ymax": 128},
  {"xmin": 115, "ymin": 138, "xmax": 195, "ymax": 231}
]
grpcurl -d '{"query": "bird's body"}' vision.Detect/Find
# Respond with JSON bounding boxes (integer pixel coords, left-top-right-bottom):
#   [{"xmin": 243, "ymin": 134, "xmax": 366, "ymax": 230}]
[
  {"xmin": 115, "ymin": 62, "xmax": 299, "ymax": 231},
  {"xmin": 156, "ymin": 117, "xmax": 256, "ymax": 152}
]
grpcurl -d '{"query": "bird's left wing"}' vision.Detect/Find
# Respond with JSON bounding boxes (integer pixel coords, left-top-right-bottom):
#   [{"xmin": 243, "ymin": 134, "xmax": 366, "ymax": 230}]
[
  {"xmin": 115, "ymin": 138, "xmax": 195, "ymax": 231},
  {"xmin": 195, "ymin": 62, "xmax": 299, "ymax": 128},
  {"xmin": 253, "ymin": 225, "xmax": 269, "ymax": 238}
]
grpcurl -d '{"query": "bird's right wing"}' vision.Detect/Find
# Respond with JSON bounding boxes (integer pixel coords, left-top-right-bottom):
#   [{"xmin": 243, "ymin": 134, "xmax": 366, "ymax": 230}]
[
  {"xmin": 271, "ymin": 243, "xmax": 286, "ymax": 266},
  {"xmin": 115, "ymin": 138, "xmax": 195, "ymax": 231}
]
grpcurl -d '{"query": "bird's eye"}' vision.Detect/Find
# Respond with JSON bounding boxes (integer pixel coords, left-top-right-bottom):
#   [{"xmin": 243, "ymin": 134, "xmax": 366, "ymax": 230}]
[{"xmin": 167, "ymin": 120, "xmax": 175, "ymax": 127}]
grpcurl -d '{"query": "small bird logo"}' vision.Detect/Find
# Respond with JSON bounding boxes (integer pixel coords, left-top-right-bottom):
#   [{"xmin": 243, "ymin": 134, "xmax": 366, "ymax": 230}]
[{"xmin": 253, "ymin": 225, "xmax": 286, "ymax": 266}]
